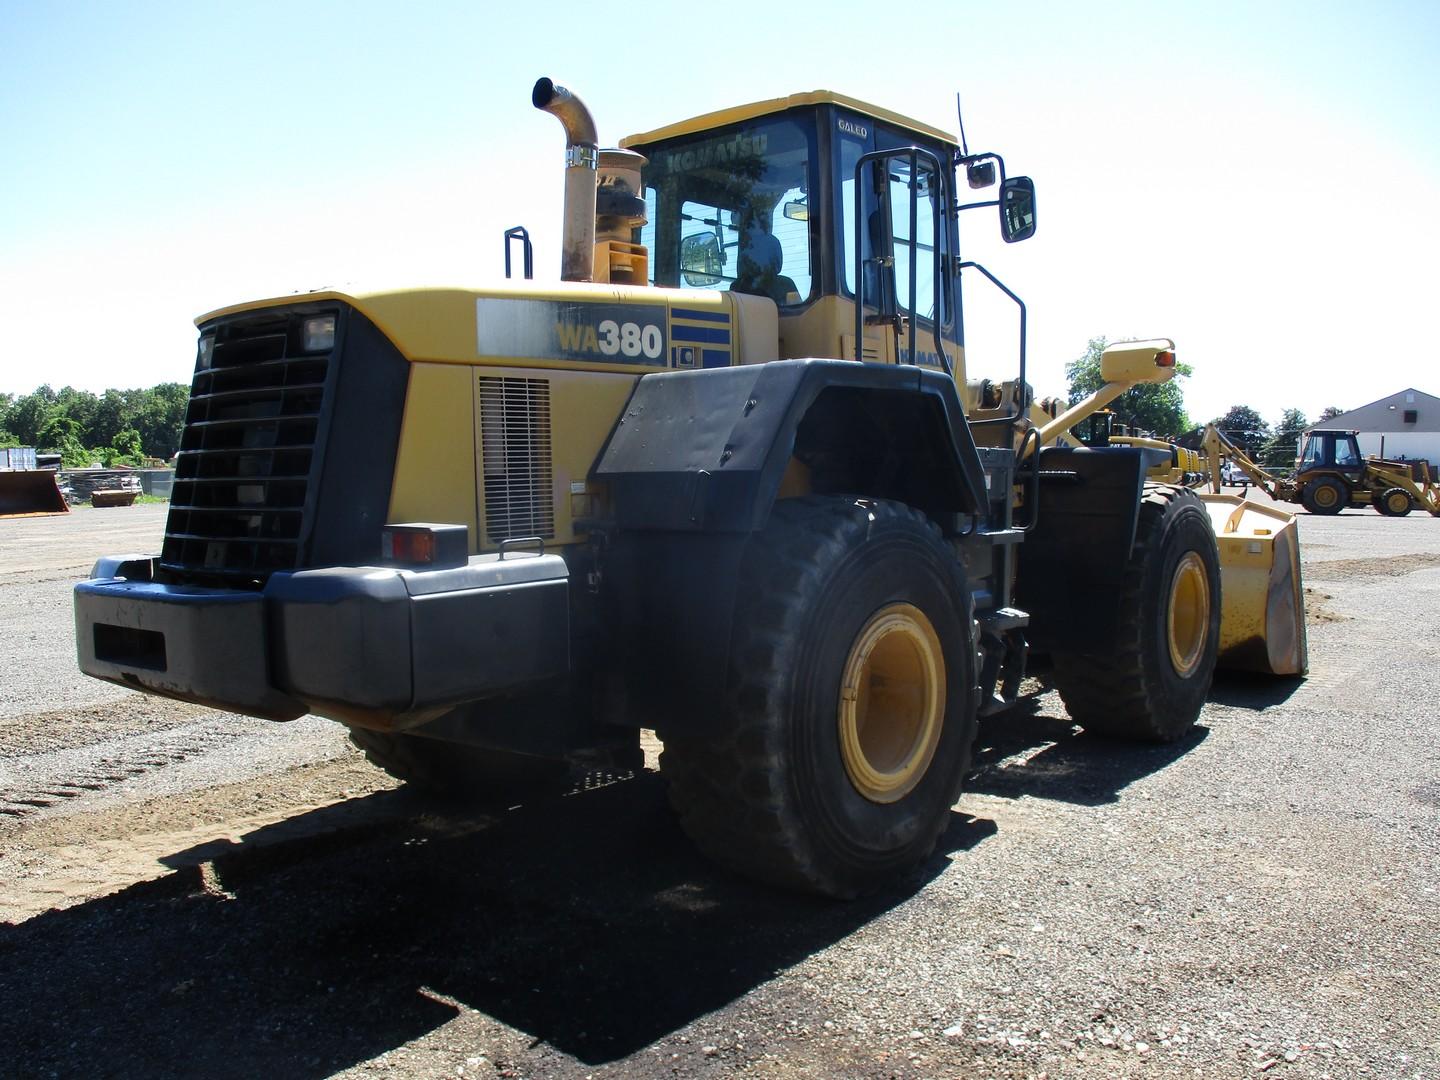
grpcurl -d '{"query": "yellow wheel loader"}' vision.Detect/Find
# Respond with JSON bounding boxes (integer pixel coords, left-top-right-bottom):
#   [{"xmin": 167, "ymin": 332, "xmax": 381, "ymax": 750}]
[{"xmin": 75, "ymin": 79, "xmax": 1306, "ymax": 897}]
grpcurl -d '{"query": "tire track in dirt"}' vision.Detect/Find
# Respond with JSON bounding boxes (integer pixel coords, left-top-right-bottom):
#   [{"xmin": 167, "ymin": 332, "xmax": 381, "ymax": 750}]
[
  {"xmin": 0, "ymin": 716, "xmax": 350, "ymax": 826},
  {"xmin": 0, "ymin": 723, "xmax": 258, "ymax": 820}
]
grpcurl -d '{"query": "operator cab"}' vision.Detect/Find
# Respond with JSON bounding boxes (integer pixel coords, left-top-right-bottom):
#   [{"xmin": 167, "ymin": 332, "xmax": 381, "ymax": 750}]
[
  {"xmin": 1297, "ymin": 430, "xmax": 1364, "ymax": 481},
  {"xmin": 622, "ymin": 92, "xmax": 1035, "ymax": 375}
]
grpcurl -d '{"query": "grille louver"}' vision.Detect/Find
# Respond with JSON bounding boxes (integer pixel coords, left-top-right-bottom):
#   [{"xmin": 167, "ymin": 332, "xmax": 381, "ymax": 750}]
[
  {"xmin": 162, "ymin": 309, "xmax": 337, "ymax": 583},
  {"xmin": 479, "ymin": 376, "xmax": 554, "ymax": 542}
]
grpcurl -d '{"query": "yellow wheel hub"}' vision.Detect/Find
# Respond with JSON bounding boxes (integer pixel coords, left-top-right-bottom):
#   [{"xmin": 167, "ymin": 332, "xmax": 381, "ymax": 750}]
[
  {"xmin": 837, "ymin": 603, "xmax": 945, "ymax": 804},
  {"xmin": 1313, "ymin": 484, "xmax": 1339, "ymax": 508},
  {"xmin": 1167, "ymin": 551, "xmax": 1210, "ymax": 678},
  {"xmin": 1387, "ymin": 491, "xmax": 1410, "ymax": 514}
]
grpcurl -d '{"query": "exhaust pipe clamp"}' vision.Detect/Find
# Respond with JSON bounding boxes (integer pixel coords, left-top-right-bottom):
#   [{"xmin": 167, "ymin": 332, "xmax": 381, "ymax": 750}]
[{"xmin": 566, "ymin": 144, "xmax": 599, "ymax": 170}]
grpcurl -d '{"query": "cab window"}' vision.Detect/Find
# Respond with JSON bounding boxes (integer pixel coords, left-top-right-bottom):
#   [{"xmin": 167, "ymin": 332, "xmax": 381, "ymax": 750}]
[{"xmin": 637, "ymin": 117, "xmax": 816, "ymax": 307}]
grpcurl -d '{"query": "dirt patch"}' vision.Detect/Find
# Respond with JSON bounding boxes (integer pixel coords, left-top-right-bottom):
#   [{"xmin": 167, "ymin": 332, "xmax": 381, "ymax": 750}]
[
  {"xmin": 0, "ymin": 755, "xmax": 395, "ymax": 922},
  {"xmin": 1303, "ymin": 586, "xmax": 1346, "ymax": 624},
  {"xmin": 0, "ymin": 696, "xmax": 214, "ymax": 757},
  {"xmin": 1304, "ymin": 552, "xmax": 1440, "ymax": 581}
]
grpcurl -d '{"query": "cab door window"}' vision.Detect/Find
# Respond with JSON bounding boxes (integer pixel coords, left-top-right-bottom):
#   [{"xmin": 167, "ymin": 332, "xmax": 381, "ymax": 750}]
[
  {"xmin": 835, "ymin": 115, "xmax": 954, "ymax": 348},
  {"xmin": 887, "ymin": 155, "xmax": 944, "ymax": 327}
]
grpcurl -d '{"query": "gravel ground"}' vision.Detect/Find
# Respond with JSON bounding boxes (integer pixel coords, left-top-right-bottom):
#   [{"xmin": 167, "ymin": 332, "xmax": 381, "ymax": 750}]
[{"xmin": 0, "ymin": 494, "xmax": 1437, "ymax": 1080}]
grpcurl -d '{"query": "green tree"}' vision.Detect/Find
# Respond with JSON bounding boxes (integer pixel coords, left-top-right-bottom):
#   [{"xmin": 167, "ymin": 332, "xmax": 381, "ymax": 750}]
[
  {"xmin": 37, "ymin": 414, "xmax": 96, "ymax": 468},
  {"xmin": 1318, "ymin": 405, "xmax": 1345, "ymax": 422},
  {"xmin": 55, "ymin": 386, "xmax": 101, "ymax": 440},
  {"xmin": 1260, "ymin": 408, "xmax": 1308, "ymax": 471},
  {"xmin": 0, "ymin": 393, "xmax": 14, "ymax": 447},
  {"xmin": 1211, "ymin": 405, "xmax": 1270, "ymax": 459},
  {"xmin": 101, "ymin": 427, "xmax": 145, "ymax": 467},
  {"xmin": 3, "ymin": 386, "xmax": 58, "ymax": 445},
  {"xmin": 1065, "ymin": 336, "xmax": 1194, "ymax": 437},
  {"xmin": 134, "ymin": 382, "xmax": 189, "ymax": 459}
]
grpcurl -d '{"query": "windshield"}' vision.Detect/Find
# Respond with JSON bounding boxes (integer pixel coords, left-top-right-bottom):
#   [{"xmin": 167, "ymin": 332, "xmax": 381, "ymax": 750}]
[{"xmin": 636, "ymin": 115, "xmax": 817, "ymax": 307}]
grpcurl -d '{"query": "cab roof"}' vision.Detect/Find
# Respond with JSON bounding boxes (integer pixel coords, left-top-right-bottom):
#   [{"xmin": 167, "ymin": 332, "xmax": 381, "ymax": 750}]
[{"xmin": 620, "ymin": 90, "xmax": 958, "ymax": 150}]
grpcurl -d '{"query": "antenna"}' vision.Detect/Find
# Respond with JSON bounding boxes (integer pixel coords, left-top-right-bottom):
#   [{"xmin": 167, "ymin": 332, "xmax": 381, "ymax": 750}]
[{"xmin": 956, "ymin": 92, "xmax": 971, "ymax": 158}]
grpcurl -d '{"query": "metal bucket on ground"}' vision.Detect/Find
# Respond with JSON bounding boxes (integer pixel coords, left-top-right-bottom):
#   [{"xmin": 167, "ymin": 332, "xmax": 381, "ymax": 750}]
[
  {"xmin": 1200, "ymin": 493, "xmax": 1307, "ymax": 676},
  {"xmin": 0, "ymin": 471, "xmax": 69, "ymax": 517}
]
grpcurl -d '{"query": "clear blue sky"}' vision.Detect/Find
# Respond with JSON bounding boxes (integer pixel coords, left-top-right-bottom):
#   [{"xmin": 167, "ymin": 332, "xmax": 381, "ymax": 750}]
[{"xmin": 3, "ymin": 0, "xmax": 1437, "ymax": 426}]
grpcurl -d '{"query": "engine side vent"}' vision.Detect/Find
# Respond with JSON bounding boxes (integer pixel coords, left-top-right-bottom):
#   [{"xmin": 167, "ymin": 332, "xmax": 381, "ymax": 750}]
[{"xmin": 479, "ymin": 377, "xmax": 554, "ymax": 542}]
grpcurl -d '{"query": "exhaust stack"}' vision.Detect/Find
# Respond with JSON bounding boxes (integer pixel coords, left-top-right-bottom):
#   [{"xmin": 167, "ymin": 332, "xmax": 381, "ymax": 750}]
[{"xmin": 533, "ymin": 77, "xmax": 599, "ymax": 282}]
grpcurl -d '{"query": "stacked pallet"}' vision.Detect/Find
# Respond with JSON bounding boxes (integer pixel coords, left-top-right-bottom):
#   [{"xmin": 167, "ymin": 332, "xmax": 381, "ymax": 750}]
[{"xmin": 61, "ymin": 469, "xmax": 142, "ymax": 506}]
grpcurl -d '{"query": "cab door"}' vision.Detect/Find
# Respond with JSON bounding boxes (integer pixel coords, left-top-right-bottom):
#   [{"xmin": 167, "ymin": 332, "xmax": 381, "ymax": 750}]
[{"xmin": 834, "ymin": 111, "xmax": 958, "ymax": 371}]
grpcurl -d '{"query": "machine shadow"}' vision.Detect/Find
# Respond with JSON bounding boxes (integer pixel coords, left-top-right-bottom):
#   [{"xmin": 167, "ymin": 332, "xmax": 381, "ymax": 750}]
[
  {"xmin": 1207, "ymin": 670, "xmax": 1306, "ymax": 709},
  {"xmin": 967, "ymin": 693, "xmax": 1209, "ymax": 806},
  {"xmin": 0, "ymin": 773, "xmax": 994, "ymax": 1076}
]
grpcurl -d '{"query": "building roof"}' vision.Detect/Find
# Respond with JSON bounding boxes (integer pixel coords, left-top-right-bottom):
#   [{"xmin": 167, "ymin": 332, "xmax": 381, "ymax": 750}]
[{"xmin": 1309, "ymin": 388, "xmax": 1440, "ymax": 434}]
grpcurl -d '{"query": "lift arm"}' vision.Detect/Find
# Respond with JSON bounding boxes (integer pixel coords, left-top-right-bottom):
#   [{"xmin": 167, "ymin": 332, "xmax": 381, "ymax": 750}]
[{"xmin": 1202, "ymin": 424, "xmax": 1283, "ymax": 499}]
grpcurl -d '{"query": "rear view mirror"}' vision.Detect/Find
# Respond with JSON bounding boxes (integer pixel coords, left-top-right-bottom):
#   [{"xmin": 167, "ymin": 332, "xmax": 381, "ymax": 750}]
[
  {"xmin": 680, "ymin": 232, "xmax": 725, "ymax": 286},
  {"xmin": 966, "ymin": 160, "xmax": 996, "ymax": 189},
  {"xmin": 782, "ymin": 199, "xmax": 809, "ymax": 222},
  {"xmin": 1000, "ymin": 176, "xmax": 1036, "ymax": 243}
]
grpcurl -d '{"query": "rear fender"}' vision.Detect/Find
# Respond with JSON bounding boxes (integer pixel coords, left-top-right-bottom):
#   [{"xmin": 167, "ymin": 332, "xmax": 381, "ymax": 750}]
[{"xmin": 591, "ymin": 359, "xmax": 990, "ymax": 737}]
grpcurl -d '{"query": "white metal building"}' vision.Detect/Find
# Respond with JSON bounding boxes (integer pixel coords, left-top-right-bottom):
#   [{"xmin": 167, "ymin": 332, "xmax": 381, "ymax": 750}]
[{"xmin": 1313, "ymin": 388, "xmax": 1440, "ymax": 467}]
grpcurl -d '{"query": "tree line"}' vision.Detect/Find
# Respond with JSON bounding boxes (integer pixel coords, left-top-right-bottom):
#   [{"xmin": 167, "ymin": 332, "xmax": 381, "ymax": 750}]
[
  {"xmin": 0, "ymin": 384, "xmax": 189, "ymax": 468},
  {"xmin": 1, "ymin": 340, "xmax": 1349, "ymax": 474},
  {"xmin": 1065, "ymin": 336, "xmax": 1343, "ymax": 471}
]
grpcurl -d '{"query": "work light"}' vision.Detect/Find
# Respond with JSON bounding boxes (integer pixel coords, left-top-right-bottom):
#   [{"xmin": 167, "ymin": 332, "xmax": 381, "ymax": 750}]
[{"xmin": 302, "ymin": 315, "xmax": 336, "ymax": 353}]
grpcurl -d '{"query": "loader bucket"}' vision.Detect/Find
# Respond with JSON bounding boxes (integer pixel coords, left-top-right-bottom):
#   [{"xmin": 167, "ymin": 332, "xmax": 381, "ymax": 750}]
[
  {"xmin": 1199, "ymin": 494, "xmax": 1307, "ymax": 676},
  {"xmin": 0, "ymin": 470, "xmax": 69, "ymax": 517}
]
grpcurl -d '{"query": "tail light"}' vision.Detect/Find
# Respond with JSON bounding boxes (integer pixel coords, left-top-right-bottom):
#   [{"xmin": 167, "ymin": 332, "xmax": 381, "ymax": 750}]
[{"xmin": 381, "ymin": 524, "xmax": 468, "ymax": 569}]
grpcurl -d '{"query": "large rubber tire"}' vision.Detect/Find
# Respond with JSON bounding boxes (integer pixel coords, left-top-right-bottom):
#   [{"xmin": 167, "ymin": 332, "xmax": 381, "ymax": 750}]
[
  {"xmin": 660, "ymin": 497, "xmax": 978, "ymax": 899},
  {"xmin": 1375, "ymin": 487, "xmax": 1414, "ymax": 517},
  {"xmin": 1301, "ymin": 476, "xmax": 1348, "ymax": 515},
  {"xmin": 1051, "ymin": 485, "xmax": 1221, "ymax": 743},
  {"xmin": 348, "ymin": 728, "xmax": 571, "ymax": 803}
]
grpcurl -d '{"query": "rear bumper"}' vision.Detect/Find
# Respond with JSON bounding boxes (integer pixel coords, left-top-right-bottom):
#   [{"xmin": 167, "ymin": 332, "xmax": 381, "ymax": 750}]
[{"xmin": 75, "ymin": 553, "xmax": 570, "ymax": 726}]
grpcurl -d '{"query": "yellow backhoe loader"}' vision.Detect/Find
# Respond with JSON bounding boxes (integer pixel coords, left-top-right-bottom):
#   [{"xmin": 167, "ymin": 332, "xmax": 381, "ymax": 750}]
[
  {"xmin": 75, "ymin": 79, "xmax": 1307, "ymax": 897},
  {"xmin": 1204, "ymin": 424, "xmax": 1440, "ymax": 517}
]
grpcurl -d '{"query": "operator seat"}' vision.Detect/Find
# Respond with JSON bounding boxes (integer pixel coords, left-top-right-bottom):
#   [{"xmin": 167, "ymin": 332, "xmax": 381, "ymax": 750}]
[{"xmin": 732, "ymin": 220, "xmax": 799, "ymax": 306}]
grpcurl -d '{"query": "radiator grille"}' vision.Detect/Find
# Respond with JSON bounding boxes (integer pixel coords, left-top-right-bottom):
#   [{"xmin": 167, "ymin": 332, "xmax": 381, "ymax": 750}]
[
  {"xmin": 162, "ymin": 309, "xmax": 336, "ymax": 583},
  {"xmin": 479, "ymin": 376, "xmax": 554, "ymax": 542}
]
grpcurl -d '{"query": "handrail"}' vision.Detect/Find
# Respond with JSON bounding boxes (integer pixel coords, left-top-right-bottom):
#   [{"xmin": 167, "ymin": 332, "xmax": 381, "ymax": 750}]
[
  {"xmin": 958, "ymin": 260, "xmax": 1027, "ymax": 448},
  {"xmin": 504, "ymin": 225, "xmax": 535, "ymax": 280}
]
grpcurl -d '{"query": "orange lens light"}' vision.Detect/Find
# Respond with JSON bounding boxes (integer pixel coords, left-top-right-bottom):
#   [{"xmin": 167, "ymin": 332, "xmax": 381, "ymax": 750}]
[
  {"xmin": 382, "ymin": 529, "xmax": 435, "ymax": 564},
  {"xmin": 380, "ymin": 523, "xmax": 467, "ymax": 568},
  {"xmin": 1157, "ymin": 350, "xmax": 1176, "ymax": 367}
]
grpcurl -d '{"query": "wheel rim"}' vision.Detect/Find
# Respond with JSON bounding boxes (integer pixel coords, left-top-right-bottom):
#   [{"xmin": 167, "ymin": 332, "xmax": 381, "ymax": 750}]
[
  {"xmin": 837, "ymin": 603, "xmax": 945, "ymax": 805},
  {"xmin": 1313, "ymin": 483, "xmax": 1339, "ymax": 509},
  {"xmin": 1167, "ymin": 552, "xmax": 1210, "ymax": 678},
  {"xmin": 1387, "ymin": 491, "xmax": 1410, "ymax": 514}
]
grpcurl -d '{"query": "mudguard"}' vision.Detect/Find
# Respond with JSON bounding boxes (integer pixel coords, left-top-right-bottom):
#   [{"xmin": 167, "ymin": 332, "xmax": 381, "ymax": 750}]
[
  {"xmin": 592, "ymin": 359, "xmax": 989, "ymax": 531},
  {"xmin": 1018, "ymin": 445, "xmax": 1170, "ymax": 653}
]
